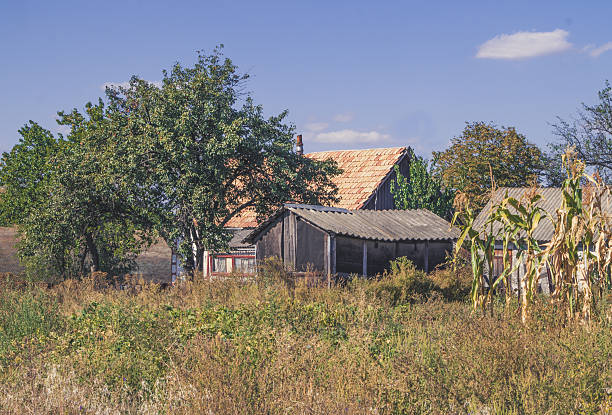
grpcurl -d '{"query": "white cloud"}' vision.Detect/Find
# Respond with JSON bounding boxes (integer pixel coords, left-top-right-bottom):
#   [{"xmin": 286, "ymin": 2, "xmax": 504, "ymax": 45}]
[
  {"xmin": 101, "ymin": 80, "xmax": 162, "ymax": 91},
  {"xmin": 304, "ymin": 122, "xmax": 329, "ymax": 132},
  {"xmin": 333, "ymin": 113, "xmax": 354, "ymax": 123},
  {"xmin": 587, "ymin": 41, "xmax": 612, "ymax": 57},
  {"xmin": 314, "ymin": 129, "xmax": 391, "ymax": 144},
  {"xmin": 476, "ymin": 29, "xmax": 572, "ymax": 60}
]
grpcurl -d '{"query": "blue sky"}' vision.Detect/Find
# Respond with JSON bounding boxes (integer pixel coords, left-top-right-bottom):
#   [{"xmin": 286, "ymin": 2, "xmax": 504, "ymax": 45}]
[{"xmin": 1, "ymin": 1, "xmax": 611, "ymax": 157}]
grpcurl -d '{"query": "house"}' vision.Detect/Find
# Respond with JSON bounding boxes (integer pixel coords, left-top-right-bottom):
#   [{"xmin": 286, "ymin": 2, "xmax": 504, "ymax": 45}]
[
  {"xmin": 243, "ymin": 204, "xmax": 458, "ymax": 281},
  {"xmin": 473, "ymin": 187, "xmax": 611, "ymax": 295},
  {"xmin": 201, "ymin": 142, "xmax": 413, "ymax": 278}
]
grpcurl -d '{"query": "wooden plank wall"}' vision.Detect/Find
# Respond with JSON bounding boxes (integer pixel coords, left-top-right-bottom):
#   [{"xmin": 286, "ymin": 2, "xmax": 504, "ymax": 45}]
[
  {"xmin": 255, "ymin": 217, "xmax": 284, "ymax": 261},
  {"xmin": 362, "ymin": 153, "xmax": 411, "ymax": 210},
  {"xmin": 295, "ymin": 218, "xmax": 326, "ymax": 273}
]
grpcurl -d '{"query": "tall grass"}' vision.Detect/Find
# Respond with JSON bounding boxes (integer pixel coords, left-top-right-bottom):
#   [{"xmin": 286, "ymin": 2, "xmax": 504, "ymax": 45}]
[{"xmin": 0, "ymin": 268, "xmax": 609, "ymax": 414}]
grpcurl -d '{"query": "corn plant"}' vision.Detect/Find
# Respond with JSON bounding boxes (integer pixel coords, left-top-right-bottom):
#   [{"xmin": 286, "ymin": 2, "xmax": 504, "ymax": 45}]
[
  {"xmin": 542, "ymin": 149, "xmax": 612, "ymax": 322},
  {"xmin": 453, "ymin": 147, "xmax": 611, "ymax": 324},
  {"xmin": 451, "ymin": 192, "xmax": 498, "ymax": 313},
  {"xmin": 495, "ymin": 188, "xmax": 548, "ymax": 323}
]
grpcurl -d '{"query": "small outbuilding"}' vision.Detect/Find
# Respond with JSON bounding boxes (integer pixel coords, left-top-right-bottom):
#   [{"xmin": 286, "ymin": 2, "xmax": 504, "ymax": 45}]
[{"xmin": 244, "ymin": 204, "xmax": 458, "ymax": 279}]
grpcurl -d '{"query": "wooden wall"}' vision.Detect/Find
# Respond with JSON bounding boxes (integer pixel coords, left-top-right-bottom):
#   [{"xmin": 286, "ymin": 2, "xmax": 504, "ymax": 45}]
[
  {"xmin": 335, "ymin": 235, "xmax": 452, "ymax": 276},
  {"xmin": 335, "ymin": 236, "xmax": 363, "ymax": 275},
  {"xmin": 362, "ymin": 153, "xmax": 411, "ymax": 210},
  {"xmin": 133, "ymin": 238, "xmax": 173, "ymax": 283},
  {"xmin": 256, "ymin": 214, "xmax": 284, "ymax": 262},
  {"xmin": 295, "ymin": 218, "xmax": 326, "ymax": 273}
]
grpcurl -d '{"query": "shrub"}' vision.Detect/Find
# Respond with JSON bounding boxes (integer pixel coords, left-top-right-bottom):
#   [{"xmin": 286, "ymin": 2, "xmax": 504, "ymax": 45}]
[
  {"xmin": 429, "ymin": 264, "xmax": 472, "ymax": 302},
  {"xmin": 0, "ymin": 287, "xmax": 62, "ymax": 367},
  {"xmin": 366, "ymin": 257, "xmax": 435, "ymax": 305}
]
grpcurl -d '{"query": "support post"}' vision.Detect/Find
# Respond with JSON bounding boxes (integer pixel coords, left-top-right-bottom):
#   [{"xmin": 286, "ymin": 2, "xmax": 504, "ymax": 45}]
[
  {"xmin": 424, "ymin": 240, "xmax": 430, "ymax": 273},
  {"xmin": 330, "ymin": 234, "xmax": 336, "ymax": 287},
  {"xmin": 362, "ymin": 240, "xmax": 368, "ymax": 277},
  {"xmin": 326, "ymin": 233, "xmax": 331, "ymax": 288}
]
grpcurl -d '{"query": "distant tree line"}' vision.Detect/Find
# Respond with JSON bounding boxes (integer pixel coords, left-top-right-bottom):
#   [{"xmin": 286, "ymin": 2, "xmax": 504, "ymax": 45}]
[{"xmin": 391, "ymin": 82, "xmax": 612, "ymax": 216}]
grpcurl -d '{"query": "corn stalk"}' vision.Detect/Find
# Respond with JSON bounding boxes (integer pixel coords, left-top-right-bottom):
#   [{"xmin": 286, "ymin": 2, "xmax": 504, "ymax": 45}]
[
  {"xmin": 542, "ymin": 148, "xmax": 612, "ymax": 323},
  {"xmin": 496, "ymin": 189, "xmax": 547, "ymax": 323},
  {"xmin": 452, "ymin": 147, "xmax": 611, "ymax": 324},
  {"xmin": 452, "ymin": 193, "xmax": 498, "ymax": 313}
]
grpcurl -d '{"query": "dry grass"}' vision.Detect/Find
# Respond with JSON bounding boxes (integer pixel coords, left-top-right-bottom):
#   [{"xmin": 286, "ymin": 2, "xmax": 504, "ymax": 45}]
[{"xmin": 0, "ymin": 268, "xmax": 610, "ymax": 414}]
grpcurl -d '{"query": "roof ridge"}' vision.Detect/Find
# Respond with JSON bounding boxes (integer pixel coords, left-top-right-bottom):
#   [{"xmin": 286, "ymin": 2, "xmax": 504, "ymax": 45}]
[{"xmin": 306, "ymin": 146, "xmax": 407, "ymax": 155}]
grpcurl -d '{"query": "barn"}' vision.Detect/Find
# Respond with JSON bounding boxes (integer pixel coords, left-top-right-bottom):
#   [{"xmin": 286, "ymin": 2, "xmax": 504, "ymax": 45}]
[
  {"xmin": 204, "ymin": 144, "xmax": 414, "ymax": 278},
  {"xmin": 244, "ymin": 204, "xmax": 458, "ymax": 280}
]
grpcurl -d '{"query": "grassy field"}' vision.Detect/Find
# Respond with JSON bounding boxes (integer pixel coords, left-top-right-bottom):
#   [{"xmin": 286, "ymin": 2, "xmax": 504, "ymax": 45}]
[{"xmin": 0, "ymin": 262, "xmax": 610, "ymax": 414}]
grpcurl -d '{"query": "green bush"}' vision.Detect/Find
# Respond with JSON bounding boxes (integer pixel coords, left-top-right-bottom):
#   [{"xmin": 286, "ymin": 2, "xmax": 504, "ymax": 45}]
[
  {"xmin": 366, "ymin": 257, "xmax": 435, "ymax": 305},
  {"xmin": 54, "ymin": 301, "xmax": 176, "ymax": 393},
  {"xmin": 0, "ymin": 287, "xmax": 62, "ymax": 367}
]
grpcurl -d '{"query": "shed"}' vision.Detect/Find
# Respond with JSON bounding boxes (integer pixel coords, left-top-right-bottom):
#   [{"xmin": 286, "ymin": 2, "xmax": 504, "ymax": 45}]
[
  {"xmin": 474, "ymin": 187, "xmax": 612, "ymax": 295},
  {"xmin": 204, "ymin": 146, "xmax": 413, "ymax": 278},
  {"xmin": 244, "ymin": 204, "xmax": 458, "ymax": 278}
]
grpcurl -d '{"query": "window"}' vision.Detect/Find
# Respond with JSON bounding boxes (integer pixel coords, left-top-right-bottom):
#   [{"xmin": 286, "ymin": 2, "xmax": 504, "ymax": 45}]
[
  {"xmin": 212, "ymin": 256, "xmax": 227, "ymax": 273},
  {"xmin": 234, "ymin": 257, "xmax": 256, "ymax": 274},
  {"xmin": 492, "ymin": 249, "xmax": 511, "ymax": 280}
]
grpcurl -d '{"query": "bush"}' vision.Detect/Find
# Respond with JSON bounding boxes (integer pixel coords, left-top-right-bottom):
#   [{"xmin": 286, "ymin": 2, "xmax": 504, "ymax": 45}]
[
  {"xmin": 429, "ymin": 264, "xmax": 472, "ymax": 302},
  {"xmin": 0, "ymin": 287, "xmax": 62, "ymax": 367},
  {"xmin": 366, "ymin": 257, "xmax": 435, "ymax": 305}
]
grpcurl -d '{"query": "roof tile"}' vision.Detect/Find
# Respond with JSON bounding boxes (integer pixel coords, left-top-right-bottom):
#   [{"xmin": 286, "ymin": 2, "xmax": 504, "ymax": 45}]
[{"xmin": 226, "ymin": 146, "xmax": 408, "ymax": 228}]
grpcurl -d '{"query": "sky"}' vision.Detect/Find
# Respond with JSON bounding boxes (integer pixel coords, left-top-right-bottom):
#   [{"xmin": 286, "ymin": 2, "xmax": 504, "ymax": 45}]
[{"xmin": 1, "ymin": 0, "xmax": 611, "ymax": 158}]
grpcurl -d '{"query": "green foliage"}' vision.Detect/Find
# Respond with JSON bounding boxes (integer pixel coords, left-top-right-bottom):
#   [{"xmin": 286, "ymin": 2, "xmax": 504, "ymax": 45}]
[
  {"xmin": 453, "ymin": 149, "xmax": 612, "ymax": 323},
  {"xmin": 547, "ymin": 80, "xmax": 612, "ymax": 183},
  {"xmin": 366, "ymin": 257, "xmax": 435, "ymax": 305},
  {"xmin": 432, "ymin": 122, "xmax": 544, "ymax": 208},
  {"xmin": 56, "ymin": 302, "xmax": 175, "ymax": 393},
  {"xmin": 103, "ymin": 47, "xmax": 340, "ymax": 272},
  {"xmin": 0, "ymin": 287, "xmax": 62, "ymax": 368},
  {"xmin": 0, "ymin": 122, "xmax": 62, "ymax": 226},
  {"xmin": 1, "ymin": 47, "xmax": 340, "ymax": 278},
  {"xmin": 390, "ymin": 151, "xmax": 454, "ymax": 219},
  {"xmin": 1, "ymin": 102, "xmax": 157, "ymax": 279}
]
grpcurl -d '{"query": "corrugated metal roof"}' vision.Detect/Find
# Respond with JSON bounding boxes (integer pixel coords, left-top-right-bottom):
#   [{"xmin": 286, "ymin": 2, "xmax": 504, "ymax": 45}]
[
  {"xmin": 228, "ymin": 228, "xmax": 256, "ymax": 249},
  {"xmin": 474, "ymin": 187, "xmax": 612, "ymax": 242},
  {"xmin": 244, "ymin": 204, "xmax": 458, "ymax": 243}
]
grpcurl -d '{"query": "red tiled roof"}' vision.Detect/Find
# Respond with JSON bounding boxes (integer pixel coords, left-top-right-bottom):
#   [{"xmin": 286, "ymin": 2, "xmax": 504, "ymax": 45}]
[{"xmin": 225, "ymin": 147, "xmax": 408, "ymax": 228}]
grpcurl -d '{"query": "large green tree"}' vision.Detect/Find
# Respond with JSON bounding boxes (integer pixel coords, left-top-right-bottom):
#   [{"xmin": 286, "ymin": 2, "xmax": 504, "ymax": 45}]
[
  {"xmin": 1, "ymin": 48, "xmax": 341, "ymax": 278},
  {"xmin": 390, "ymin": 150, "xmax": 454, "ymax": 219},
  {"xmin": 0, "ymin": 103, "xmax": 158, "ymax": 279},
  {"xmin": 545, "ymin": 81, "xmax": 612, "ymax": 185},
  {"xmin": 104, "ymin": 48, "xmax": 340, "ymax": 273},
  {"xmin": 432, "ymin": 122, "xmax": 543, "ymax": 207}
]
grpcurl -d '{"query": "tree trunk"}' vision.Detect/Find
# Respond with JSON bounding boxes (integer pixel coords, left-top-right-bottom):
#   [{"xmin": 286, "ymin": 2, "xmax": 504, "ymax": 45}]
[{"xmin": 85, "ymin": 233, "xmax": 100, "ymax": 273}]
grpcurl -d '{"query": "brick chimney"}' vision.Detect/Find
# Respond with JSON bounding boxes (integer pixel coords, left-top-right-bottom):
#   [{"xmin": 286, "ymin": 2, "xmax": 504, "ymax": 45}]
[{"xmin": 296, "ymin": 134, "xmax": 304, "ymax": 156}]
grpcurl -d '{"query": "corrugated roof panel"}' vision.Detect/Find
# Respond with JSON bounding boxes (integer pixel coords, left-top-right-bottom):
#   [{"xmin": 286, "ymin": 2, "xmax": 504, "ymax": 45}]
[
  {"xmin": 244, "ymin": 205, "xmax": 459, "ymax": 243},
  {"xmin": 474, "ymin": 187, "xmax": 611, "ymax": 242}
]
